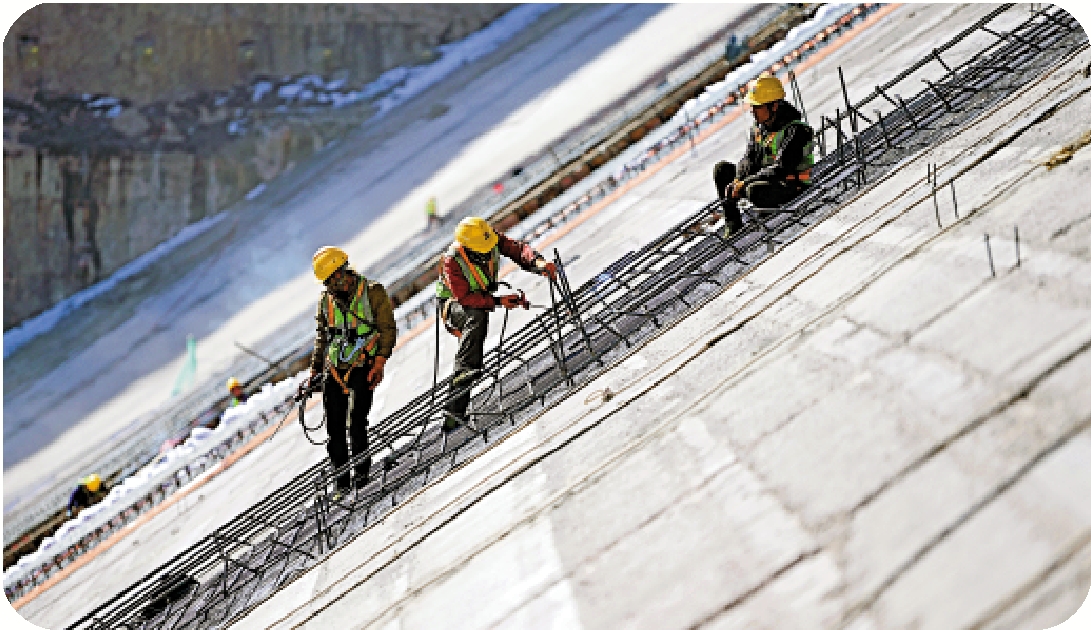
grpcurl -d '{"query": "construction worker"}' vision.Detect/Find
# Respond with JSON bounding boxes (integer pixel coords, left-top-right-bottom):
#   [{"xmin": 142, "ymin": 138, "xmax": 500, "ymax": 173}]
[
  {"xmin": 66, "ymin": 474, "xmax": 107, "ymax": 518},
  {"xmin": 712, "ymin": 75, "xmax": 814, "ymax": 235},
  {"xmin": 426, "ymin": 196, "xmax": 440, "ymax": 230},
  {"xmin": 435, "ymin": 217, "xmax": 556, "ymax": 431},
  {"xmin": 309, "ymin": 246, "xmax": 397, "ymax": 494},
  {"xmin": 226, "ymin": 377, "xmax": 248, "ymax": 407}
]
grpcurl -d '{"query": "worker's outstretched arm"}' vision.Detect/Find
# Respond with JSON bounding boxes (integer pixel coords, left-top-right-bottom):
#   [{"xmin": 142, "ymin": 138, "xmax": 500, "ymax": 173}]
[
  {"xmin": 497, "ymin": 233, "xmax": 543, "ymax": 271},
  {"xmin": 498, "ymin": 233, "xmax": 556, "ymax": 279}
]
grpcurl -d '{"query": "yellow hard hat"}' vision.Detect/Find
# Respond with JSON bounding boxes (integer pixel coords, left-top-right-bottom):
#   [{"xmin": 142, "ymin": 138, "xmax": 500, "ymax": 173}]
[
  {"xmin": 454, "ymin": 217, "xmax": 499, "ymax": 254},
  {"xmin": 82, "ymin": 474, "xmax": 102, "ymax": 493},
  {"xmin": 312, "ymin": 246, "xmax": 349, "ymax": 282},
  {"xmin": 744, "ymin": 75, "xmax": 786, "ymax": 106},
  {"xmin": 226, "ymin": 377, "xmax": 241, "ymax": 391}
]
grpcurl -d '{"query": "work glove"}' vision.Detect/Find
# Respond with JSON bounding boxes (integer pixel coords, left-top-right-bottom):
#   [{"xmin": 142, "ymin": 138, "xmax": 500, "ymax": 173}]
[
  {"xmin": 498, "ymin": 294, "xmax": 524, "ymax": 309},
  {"xmin": 535, "ymin": 259, "xmax": 557, "ymax": 280},
  {"xmin": 367, "ymin": 356, "xmax": 387, "ymax": 390}
]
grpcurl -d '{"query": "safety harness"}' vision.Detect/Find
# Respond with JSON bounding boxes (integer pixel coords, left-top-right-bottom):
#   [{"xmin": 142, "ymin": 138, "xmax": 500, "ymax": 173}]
[
  {"xmin": 754, "ymin": 119, "xmax": 815, "ymax": 183},
  {"xmin": 435, "ymin": 244, "xmax": 500, "ymax": 337},
  {"xmin": 324, "ymin": 278, "xmax": 380, "ymax": 394},
  {"xmin": 435, "ymin": 244, "xmax": 499, "ymax": 298}
]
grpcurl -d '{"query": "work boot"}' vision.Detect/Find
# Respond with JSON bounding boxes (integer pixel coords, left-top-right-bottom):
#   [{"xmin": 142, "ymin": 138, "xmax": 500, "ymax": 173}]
[
  {"xmin": 332, "ymin": 475, "xmax": 352, "ymax": 500},
  {"xmin": 717, "ymin": 189, "xmax": 744, "ymax": 238},
  {"xmin": 353, "ymin": 462, "xmax": 372, "ymax": 489}
]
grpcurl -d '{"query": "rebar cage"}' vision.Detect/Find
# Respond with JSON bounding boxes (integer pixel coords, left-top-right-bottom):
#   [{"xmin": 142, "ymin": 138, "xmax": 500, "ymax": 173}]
[{"xmin": 63, "ymin": 5, "xmax": 1085, "ymax": 629}]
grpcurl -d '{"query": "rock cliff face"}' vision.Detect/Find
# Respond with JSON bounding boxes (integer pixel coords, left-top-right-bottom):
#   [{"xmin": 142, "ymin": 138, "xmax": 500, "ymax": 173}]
[
  {"xmin": 2, "ymin": 4, "xmax": 513, "ymax": 329},
  {"xmin": 4, "ymin": 4, "xmax": 512, "ymax": 103}
]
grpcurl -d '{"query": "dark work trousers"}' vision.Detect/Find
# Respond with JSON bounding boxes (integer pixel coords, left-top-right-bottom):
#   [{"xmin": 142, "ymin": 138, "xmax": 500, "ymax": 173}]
[
  {"xmin": 442, "ymin": 299, "xmax": 490, "ymax": 419},
  {"xmin": 323, "ymin": 363, "xmax": 374, "ymax": 490},
  {"xmin": 713, "ymin": 161, "xmax": 806, "ymax": 230}
]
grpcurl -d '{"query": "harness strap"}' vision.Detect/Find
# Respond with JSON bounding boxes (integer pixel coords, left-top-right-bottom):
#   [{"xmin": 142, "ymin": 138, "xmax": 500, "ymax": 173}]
[
  {"xmin": 326, "ymin": 281, "xmax": 369, "ymax": 327},
  {"xmin": 326, "ymin": 335, "xmax": 379, "ymax": 394},
  {"xmin": 785, "ymin": 168, "xmax": 812, "ymax": 182},
  {"xmin": 440, "ymin": 299, "xmax": 463, "ymax": 338},
  {"xmin": 456, "ymin": 245, "xmax": 491, "ymax": 291}
]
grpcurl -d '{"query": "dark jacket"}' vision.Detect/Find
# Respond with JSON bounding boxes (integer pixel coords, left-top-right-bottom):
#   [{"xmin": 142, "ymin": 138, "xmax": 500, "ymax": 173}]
[
  {"xmin": 67, "ymin": 484, "xmax": 106, "ymax": 516},
  {"xmin": 441, "ymin": 233, "xmax": 543, "ymax": 310},
  {"xmin": 738, "ymin": 100, "xmax": 813, "ymax": 185},
  {"xmin": 311, "ymin": 274, "xmax": 397, "ymax": 373}
]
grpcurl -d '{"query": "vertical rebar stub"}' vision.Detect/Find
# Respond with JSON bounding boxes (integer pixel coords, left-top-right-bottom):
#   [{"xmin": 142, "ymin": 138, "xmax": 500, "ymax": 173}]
[
  {"xmin": 985, "ymin": 234, "xmax": 996, "ymax": 277},
  {"xmin": 1014, "ymin": 226, "xmax": 1021, "ymax": 267}
]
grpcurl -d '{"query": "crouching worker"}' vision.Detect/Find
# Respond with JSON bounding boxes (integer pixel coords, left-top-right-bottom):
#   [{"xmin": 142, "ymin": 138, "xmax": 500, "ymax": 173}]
[
  {"xmin": 436, "ymin": 217, "xmax": 555, "ymax": 431},
  {"xmin": 712, "ymin": 75, "xmax": 814, "ymax": 236},
  {"xmin": 67, "ymin": 474, "xmax": 107, "ymax": 518},
  {"xmin": 310, "ymin": 246, "xmax": 397, "ymax": 495},
  {"xmin": 226, "ymin": 376, "xmax": 248, "ymax": 407}
]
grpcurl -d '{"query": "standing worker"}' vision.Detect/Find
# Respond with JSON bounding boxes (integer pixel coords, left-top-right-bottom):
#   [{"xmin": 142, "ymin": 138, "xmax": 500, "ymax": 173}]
[
  {"xmin": 309, "ymin": 247, "xmax": 397, "ymax": 495},
  {"xmin": 226, "ymin": 377, "xmax": 248, "ymax": 407},
  {"xmin": 425, "ymin": 196, "xmax": 440, "ymax": 230},
  {"xmin": 712, "ymin": 75, "xmax": 814, "ymax": 235},
  {"xmin": 435, "ymin": 217, "xmax": 556, "ymax": 431},
  {"xmin": 67, "ymin": 474, "xmax": 107, "ymax": 518}
]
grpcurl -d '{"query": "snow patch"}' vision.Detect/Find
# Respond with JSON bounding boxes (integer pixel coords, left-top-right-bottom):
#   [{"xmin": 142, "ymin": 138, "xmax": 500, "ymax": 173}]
[
  {"xmin": 369, "ymin": 4, "xmax": 558, "ymax": 117},
  {"xmin": 245, "ymin": 183, "xmax": 267, "ymax": 200},
  {"xmin": 252, "ymin": 81, "xmax": 273, "ymax": 103}
]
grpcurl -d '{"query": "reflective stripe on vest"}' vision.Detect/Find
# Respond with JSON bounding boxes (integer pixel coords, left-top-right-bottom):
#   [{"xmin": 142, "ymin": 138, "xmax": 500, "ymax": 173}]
[
  {"xmin": 434, "ymin": 244, "xmax": 500, "ymax": 299},
  {"xmin": 754, "ymin": 119, "xmax": 815, "ymax": 181},
  {"xmin": 325, "ymin": 279, "xmax": 379, "ymax": 367}
]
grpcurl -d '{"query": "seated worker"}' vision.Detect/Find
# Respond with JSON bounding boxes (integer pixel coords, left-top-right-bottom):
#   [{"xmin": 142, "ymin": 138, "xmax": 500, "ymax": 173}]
[
  {"xmin": 309, "ymin": 247, "xmax": 397, "ymax": 495},
  {"xmin": 435, "ymin": 217, "xmax": 556, "ymax": 431},
  {"xmin": 67, "ymin": 474, "xmax": 107, "ymax": 518},
  {"xmin": 712, "ymin": 75, "xmax": 814, "ymax": 235},
  {"xmin": 226, "ymin": 376, "xmax": 248, "ymax": 407}
]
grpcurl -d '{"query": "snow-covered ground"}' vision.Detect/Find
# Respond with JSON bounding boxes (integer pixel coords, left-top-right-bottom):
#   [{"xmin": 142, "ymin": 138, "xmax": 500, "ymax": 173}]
[{"xmin": 2, "ymin": 2, "xmax": 757, "ymax": 544}]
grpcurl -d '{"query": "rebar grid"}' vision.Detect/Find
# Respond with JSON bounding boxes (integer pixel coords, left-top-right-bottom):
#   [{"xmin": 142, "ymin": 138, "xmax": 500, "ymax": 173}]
[{"xmin": 65, "ymin": 6, "xmax": 1085, "ymax": 629}]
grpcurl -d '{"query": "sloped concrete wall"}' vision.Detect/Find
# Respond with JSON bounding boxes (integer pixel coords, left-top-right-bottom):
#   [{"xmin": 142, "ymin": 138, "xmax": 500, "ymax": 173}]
[{"xmin": 228, "ymin": 6, "xmax": 1091, "ymax": 629}]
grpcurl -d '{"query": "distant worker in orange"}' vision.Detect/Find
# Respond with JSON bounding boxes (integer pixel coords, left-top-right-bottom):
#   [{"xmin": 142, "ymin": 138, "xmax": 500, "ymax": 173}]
[
  {"xmin": 66, "ymin": 474, "xmax": 107, "ymax": 518},
  {"xmin": 712, "ymin": 75, "xmax": 814, "ymax": 235},
  {"xmin": 435, "ymin": 217, "xmax": 555, "ymax": 431}
]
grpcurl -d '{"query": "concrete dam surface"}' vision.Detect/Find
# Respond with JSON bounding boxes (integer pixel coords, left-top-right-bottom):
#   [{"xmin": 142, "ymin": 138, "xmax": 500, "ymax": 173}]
[
  {"xmin": 3, "ymin": 3, "xmax": 756, "ymax": 515},
  {"xmin": 7, "ymin": 3, "xmax": 1091, "ymax": 630}
]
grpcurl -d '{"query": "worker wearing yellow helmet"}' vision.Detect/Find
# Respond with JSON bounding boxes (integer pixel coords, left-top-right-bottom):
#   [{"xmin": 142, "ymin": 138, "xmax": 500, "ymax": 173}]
[
  {"xmin": 66, "ymin": 474, "xmax": 107, "ymax": 518},
  {"xmin": 226, "ymin": 376, "xmax": 248, "ymax": 407},
  {"xmin": 712, "ymin": 74, "xmax": 815, "ymax": 235},
  {"xmin": 435, "ymin": 217, "xmax": 556, "ymax": 432},
  {"xmin": 309, "ymin": 246, "xmax": 397, "ymax": 494}
]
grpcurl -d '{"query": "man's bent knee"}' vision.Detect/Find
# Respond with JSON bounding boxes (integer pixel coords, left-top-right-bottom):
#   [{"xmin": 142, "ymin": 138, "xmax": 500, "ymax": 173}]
[{"xmin": 713, "ymin": 161, "xmax": 737, "ymax": 190}]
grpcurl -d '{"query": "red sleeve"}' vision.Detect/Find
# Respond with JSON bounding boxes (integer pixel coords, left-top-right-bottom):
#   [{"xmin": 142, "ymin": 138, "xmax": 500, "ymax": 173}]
[
  {"xmin": 497, "ymin": 233, "xmax": 542, "ymax": 271},
  {"xmin": 443, "ymin": 255, "xmax": 496, "ymax": 310}
]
